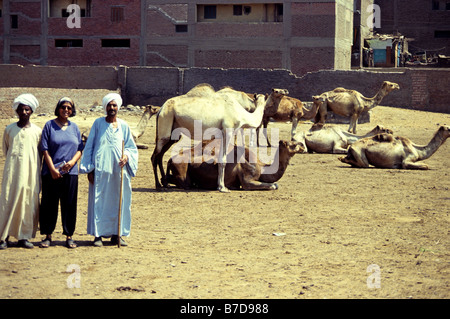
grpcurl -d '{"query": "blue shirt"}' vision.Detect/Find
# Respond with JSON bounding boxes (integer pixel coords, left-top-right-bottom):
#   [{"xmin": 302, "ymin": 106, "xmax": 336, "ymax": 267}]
[{"xmin": 40, "ymin": 120, "xmax": 84, "ymax": 176}]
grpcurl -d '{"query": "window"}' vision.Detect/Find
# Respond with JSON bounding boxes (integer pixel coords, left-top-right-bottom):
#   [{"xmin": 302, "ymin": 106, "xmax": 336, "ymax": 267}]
[
  {"xmin": 275, "ymin": 4, "xmax": 283, "ymax": 22},
  {"xmin": 432, "ymin": 0, "xmax": 440, "ymax": 10},
  {"xmin": 62, "ymin": 9, "xmax": 86, "ymax": 17},
  {"xmin": 55, "ymin": 39, "xmax": 83, "ymax": 48},
  {"xmin": 435, "ymin": 30, "xmax": 450, "ymax": 38},
  {"xmin": 175, "ymin": 24, "xmax": 188, "ymax": 33},
  {"xmin": 11, "ymin": 15, "xmax": 18, "ymax": 29},
  {"xmin": 204, "ymin": 5, "xmax": 216, "ymax": 19},
  {"xmin": 111, "ymin": 6, "xmax": 124, "ymax": 23},
  {"xmin": 233, "ymin": 5, "xmax": 242, "ymax": 16},
  {"xmin": 101, "ymin": 39, "xmax": 130, "ymax": 48},
  {"xmin": 446, "ymin": 1, "xmax": 450, "ymax": 10}
]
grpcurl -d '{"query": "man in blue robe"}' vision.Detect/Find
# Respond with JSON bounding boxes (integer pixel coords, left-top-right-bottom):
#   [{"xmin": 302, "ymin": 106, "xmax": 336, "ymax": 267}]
[{"xmin": 80, "ymin": 93, "xmax": 138, "ymax": 247}]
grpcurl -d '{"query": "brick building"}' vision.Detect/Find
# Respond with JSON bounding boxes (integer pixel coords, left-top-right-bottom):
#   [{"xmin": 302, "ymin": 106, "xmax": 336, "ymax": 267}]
[
  {"xmin": 375, "ymin": 0, "xmax": 450, "ymax": 57},
  {"xmin": 0, "ymin": 0, "xmax": 358, "ymax": 76}
]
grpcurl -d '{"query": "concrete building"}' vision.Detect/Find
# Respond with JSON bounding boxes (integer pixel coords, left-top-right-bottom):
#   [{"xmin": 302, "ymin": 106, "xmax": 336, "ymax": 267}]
[{"xmin": 1, "ymin": 0, "xmax": 357, "ymax": 76}]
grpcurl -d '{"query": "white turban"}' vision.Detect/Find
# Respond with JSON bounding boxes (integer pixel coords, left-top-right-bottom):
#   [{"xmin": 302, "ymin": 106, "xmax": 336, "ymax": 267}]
[
  {"xmin": 102, "ymin": 93, "xmax": 123, "ymax": 113},
  {"xmin": 12, "ymin": 94, "xmax": 39, "ymax": 112}
]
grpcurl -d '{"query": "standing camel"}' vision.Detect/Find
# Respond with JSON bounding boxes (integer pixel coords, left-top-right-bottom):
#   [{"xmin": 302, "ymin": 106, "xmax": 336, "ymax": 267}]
[
  {"xmin": 165, "ymin": 140, "xmax": 305, "ymax": 190},
  {"xmin": 258, "ymin": 95, "xmax": 320, "ymax": 146},
  {"xmin": 314, "ymin": 81, "xmax": 400, "ymax": 133},
  {"xmin": 339, "ymin": 126, "xmax": 450, "ymax": 169},
  {"xmin": 151, "ymin": 84, "xmax": 288, "ymax": 192}
]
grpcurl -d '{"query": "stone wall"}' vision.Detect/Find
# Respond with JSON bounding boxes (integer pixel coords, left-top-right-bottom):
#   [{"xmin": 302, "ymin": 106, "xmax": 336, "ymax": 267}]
[{"xmin": 0, "ymin": 64, "xmax": 449, "ymax": 116}]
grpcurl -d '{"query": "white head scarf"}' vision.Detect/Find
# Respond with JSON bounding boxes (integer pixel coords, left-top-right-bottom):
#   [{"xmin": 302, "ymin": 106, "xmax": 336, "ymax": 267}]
[
  {"xmin": 12, "ymin": 93, "xmax": 39, "ymax": 112},
  {"xmin": 102, "ymin": 93, "xmax": 123, "ymax": 113}
]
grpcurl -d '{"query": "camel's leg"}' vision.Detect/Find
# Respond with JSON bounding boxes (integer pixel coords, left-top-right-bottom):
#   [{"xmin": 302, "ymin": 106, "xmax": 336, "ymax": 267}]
[
  {"xmin": 348, "ymin": 114, "xmax": 358, "ymax": 134},
  {"xmin": 339, "ymin": 147, "xmax": 369, "ymax": 168},
  {"xmin": 402, "ymin": 161, "xmax": 429, "ymax": 170},
  {"xmin": 332, "ymin": 144, "xmax": 349, "ymax": 154},
  {"xmin": 151, "ymin": 138, "xmax": 175, "ymax": 189},
  {"xmin": 260, "ymin": 120, "xmax": 271, "ymax": 147},
  {"xmin": 238, "ymin": 163, "xmax": 278, "ymax": 190},
  {"xmin": 290, "ymin": 117, "xmax": 298, "ymax": 140},
  {"xmin": 217, "ymin": 132, "xmax": 231, "ymax": 193}
]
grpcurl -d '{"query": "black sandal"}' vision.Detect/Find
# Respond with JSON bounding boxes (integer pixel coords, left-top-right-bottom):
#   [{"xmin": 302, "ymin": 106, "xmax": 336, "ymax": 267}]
[
  {"xmin": 39, "ymin": 237, "xmax": 51, "ymax": 248},
  {"xmin": 66, "ymin": 238, "xmax": 77, "ymax": 249}
]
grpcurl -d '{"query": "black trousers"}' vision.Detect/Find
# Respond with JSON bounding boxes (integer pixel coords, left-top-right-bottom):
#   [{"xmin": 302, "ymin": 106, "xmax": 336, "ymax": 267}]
[{"xmin": 39, "ymin": 174, "xmax": 78, "ymax": 237}]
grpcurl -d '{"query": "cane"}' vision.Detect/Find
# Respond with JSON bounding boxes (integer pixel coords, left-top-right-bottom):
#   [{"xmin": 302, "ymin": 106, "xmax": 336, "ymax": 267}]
[{"xmin": 117, "ymin": 140, "xmax": 125, "ymax": 248}]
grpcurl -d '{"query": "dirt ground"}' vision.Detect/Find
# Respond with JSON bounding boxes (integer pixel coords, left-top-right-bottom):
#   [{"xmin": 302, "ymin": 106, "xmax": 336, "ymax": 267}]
[{"xmin": 0, "ymin": 90, "xmax": 449, "ymax": 301}]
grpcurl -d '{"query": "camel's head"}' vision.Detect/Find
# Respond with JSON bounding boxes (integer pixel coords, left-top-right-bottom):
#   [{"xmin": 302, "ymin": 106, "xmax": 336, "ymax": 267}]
[
  {"xmin": 437, "ymin": 125, "xmax": 450, "ymax": 140},
  {"xmin": 381, "ymin": 81, "xmax": 400, "ymax": 93},
  {"xmin": 271, "ymin": 88, "xmax": 289, "ymax": 98},
  {"xmin": 279, "ymin": 139, "xmax": 306, "ymax": 156},
  {"xmin": 291, "ymin": 132, "xmax": 308, "ymax": 153},
  {"xmin": 372, "ymin": 125, "xmax": 394, "ymax": 135}
]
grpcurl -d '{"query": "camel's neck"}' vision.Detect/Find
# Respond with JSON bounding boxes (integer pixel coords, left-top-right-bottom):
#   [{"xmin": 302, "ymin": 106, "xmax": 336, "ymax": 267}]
[
  {"xmin": 363, "ymin": 89, "xmax": 389, "ymax": 110},
  {"xmin": 301, "ymin": 102, "xmax": 319, "ymax": 120},
  {"xmin": 415, "ymin": 130, "xmax": 448, "ymax": 161},
  {"xmin": 259, "ymin": 147, "xmax": 291, "ymax": 183},
  {"xmin": 264, "ymin": 95, "xmax": 282, "ymax": 117},
  {"xmin": 135, "ymin": 109, "xmax": 151, "ymax": 137}
]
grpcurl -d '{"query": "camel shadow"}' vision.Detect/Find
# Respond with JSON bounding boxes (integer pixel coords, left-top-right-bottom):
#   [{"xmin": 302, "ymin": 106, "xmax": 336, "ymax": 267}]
[{"xmin": 132, "ymin": 187, "xmax": 218, "ymax": 193}]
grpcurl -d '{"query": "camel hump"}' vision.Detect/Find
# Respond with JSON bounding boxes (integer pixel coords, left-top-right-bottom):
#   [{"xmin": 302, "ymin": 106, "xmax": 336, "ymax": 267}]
[
  {"xmin": 373, "ymin": 133, "xmax": 394, "ymax": 143},
  {"xmin": 186, "ymin": 83, "xmax": 216, "ymax": 97}
]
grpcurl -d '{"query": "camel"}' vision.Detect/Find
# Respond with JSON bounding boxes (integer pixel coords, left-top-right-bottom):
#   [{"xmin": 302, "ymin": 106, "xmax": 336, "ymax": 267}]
[
  {"xmin": 339, "ymin": 126, "xmax": 450, "ymax": 169},
  {"xmin": 314, "ymin": 81, "xmax": 400, "ymax": 134},
  {"xmin": 151, "ymin": 84, "xmax": 288, "ymax": 192},
  {"xmin": 258, "ymin": 95, "xmax": 321, "ymax": 146},
  {"xmin": 292, "ymin": 124, "xmax": 393, "ymax": 154},
  {"xmin": 165, "ymin": 139, "xmax": 305, "ymax": 190},
  {"xmin": 81, "ymin": 104, "xmax": 160, "ymax": 149}
]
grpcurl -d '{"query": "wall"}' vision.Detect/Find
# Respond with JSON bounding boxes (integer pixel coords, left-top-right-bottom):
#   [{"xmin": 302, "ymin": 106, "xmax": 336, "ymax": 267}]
[{"xmin": 0, "ymin": 64, "xmax": 448, "ymax": 115}]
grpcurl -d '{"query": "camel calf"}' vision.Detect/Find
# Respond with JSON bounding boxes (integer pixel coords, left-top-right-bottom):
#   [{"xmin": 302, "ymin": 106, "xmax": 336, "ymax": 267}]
[{"xmin": 166, "ymin": 140, "xmax": 305, "ymax": 190}]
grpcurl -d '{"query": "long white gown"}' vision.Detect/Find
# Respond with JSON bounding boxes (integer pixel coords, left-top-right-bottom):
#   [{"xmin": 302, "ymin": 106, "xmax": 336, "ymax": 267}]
[
  {"xmin": 0, "ymin": 123, "xmax": 42, "ymax": 241},
  {"xmin": 80, "ymin": 117, "xmax": 138, "ymax": 238}
]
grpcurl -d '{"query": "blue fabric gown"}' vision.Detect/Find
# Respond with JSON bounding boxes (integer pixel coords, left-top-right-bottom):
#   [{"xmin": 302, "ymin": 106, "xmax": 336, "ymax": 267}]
[{"xmin": 80, "ymin": 117, "xmax": 138, "ymax": 237}]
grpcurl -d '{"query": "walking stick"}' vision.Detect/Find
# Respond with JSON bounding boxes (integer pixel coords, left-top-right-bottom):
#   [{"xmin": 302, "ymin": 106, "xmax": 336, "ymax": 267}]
[{"xmin": 117, "ymin": 140, "xmax": 125, "ymax": 248}]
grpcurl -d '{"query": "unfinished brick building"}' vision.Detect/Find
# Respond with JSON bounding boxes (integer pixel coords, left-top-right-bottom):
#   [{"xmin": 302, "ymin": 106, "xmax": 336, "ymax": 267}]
[
  {"xmin": 375, "ymin": 0, "xmax": 450, "ymax": 57},
  {"xmin": 0, "ymin": 0, "xmax": 358, "ymax": 76}
]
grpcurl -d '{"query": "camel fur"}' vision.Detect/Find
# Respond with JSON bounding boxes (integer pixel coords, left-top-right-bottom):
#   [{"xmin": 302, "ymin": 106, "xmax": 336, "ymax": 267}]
[
  {"xmin": 292, "ymin": 124, "xmax": 393, "ymax": 154},
  {"xmin": 339, "ymin": 126, "xmax": 450, "ymax": 169},
  {"xmin": 151, "ymin": 84, "xmax": 288, "ymax": 192},
  {"xmin": 259, "ymin": 95, "xmax": 320, "ymax": 146},
  {"xmin": 166, "ymin": 140, "xmax": 305, "ymax": 190},
  {"xmin": 314, "ymin": 81, "xmax": 400, "ymax": 133}
]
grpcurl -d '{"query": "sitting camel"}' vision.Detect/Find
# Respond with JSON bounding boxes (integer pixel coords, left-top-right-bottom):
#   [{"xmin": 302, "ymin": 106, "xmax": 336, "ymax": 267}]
[
  {"xmin": 339, "ymin": 126, "xmax": 450, "ymax": 169},
  {"xmin": 314, "ymin": 81, "xmax": 400, "ymax": 133},
  {"xmin": 258, "ymin": 95, "xmax": 321, "ymax": 146},
  {"xmin": 151, "ymin": 84, "xmax": 288, "ymax": 192},
  {"xmin": 166, "ymin": 139, "xmax": 305, "ymax": 190},
  {"xmin": 292, "ymin": 124, "xmax": 393, "ymax": 154}
]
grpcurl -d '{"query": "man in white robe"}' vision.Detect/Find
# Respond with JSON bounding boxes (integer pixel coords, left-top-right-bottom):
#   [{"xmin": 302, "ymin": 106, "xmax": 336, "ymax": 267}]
[
  {"xmin": 80, "ymin": 93, "xmax": 138, "ymax": 247},
  {"xmin": 0, "ymin": 94, "xmax": 42, "ymax": 249}
]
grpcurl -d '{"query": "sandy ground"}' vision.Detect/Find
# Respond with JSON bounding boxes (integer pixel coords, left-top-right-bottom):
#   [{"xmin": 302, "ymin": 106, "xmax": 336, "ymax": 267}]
[{"xmin": 0, "ymin": 91, "xmax": 449, "ymax": 301}]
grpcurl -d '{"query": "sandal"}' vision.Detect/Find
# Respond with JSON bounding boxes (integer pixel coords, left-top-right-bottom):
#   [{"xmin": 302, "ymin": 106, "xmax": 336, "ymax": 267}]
[
  {"xmin": 66, "ymin": 238, "xmax": 77, "ymax": 249},
  {"xmin": 39, "ymin": 236, "xmax": 51, "ymax": 248},
  {"xmin": 18, "ymin": 239, "xmax": 34, "ymax": 249}
]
